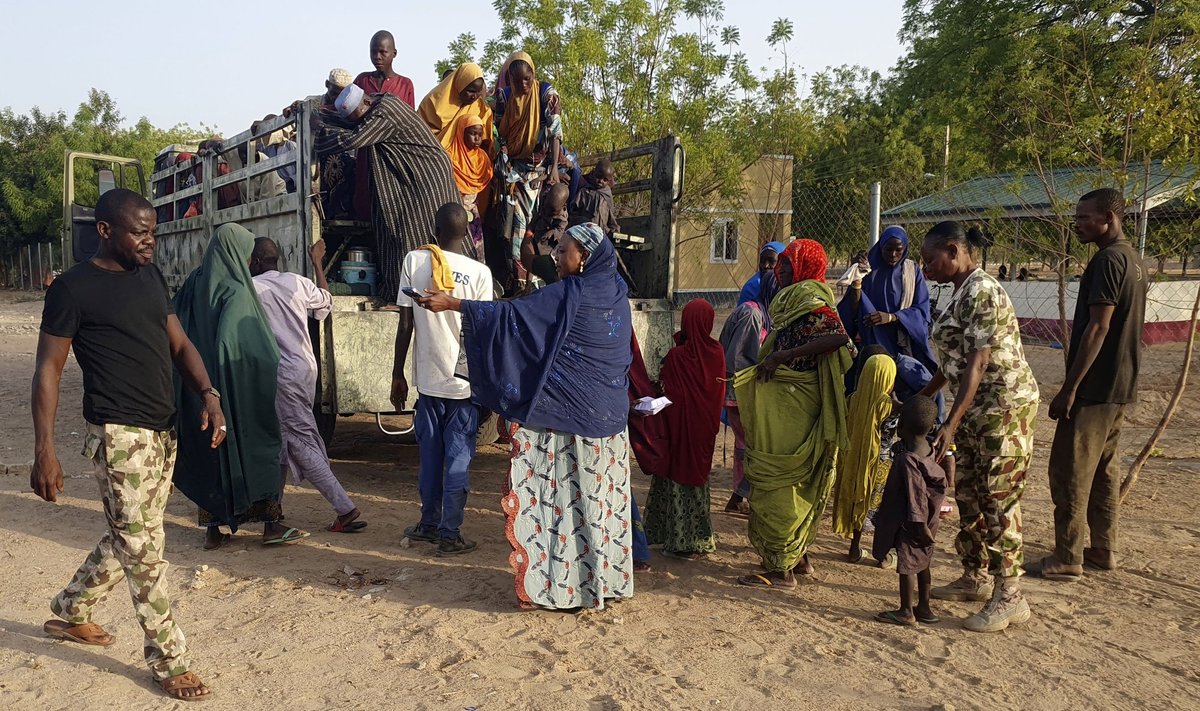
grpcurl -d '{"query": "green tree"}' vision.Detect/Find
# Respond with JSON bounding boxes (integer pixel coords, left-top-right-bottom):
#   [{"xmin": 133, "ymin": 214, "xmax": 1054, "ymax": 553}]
[{"xmin": 0, "ymin": 89, "xmax": 206, "ymax": 262}]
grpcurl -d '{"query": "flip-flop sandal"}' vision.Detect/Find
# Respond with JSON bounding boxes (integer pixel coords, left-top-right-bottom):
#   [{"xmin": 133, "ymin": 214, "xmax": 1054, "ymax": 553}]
[
  {"xmin": 262, "ymin": 527, "xmax": 310, "ymax": 545},
  {"xmin": 848, "ymin": 549, "xmax": 870, "ymax": 564},
  {"xmin": 43, "ymin": 620, "xmax": 116, "ymax": 647},
  {"xmin": 160, "ymin": 671, "xmax": 212, "ymax": 702},
  {"xmin": 203, "ymin": 532, "xmax": 231, "ymax": 550},
  {"xmin": 328, "ymin": 519, "xmax": 368, "ymax": 533},
  {"xmin": 633, "ymin": 561, "xmax": 652, "ymax": 573},
  {"xmin": 737, "ymin": 573, "xmax": 796, "ymax": 589},
  {"xmin": 874, "ymin": 610, "xmax": 918, "ymax": 627},
  {"xmin": 916, "ymin": 611, "xmax": 941, "ymax": 625},
  {"xmin": 879, "ymin": 551, "xmax": 897, "ymax": 571},
  {"xmin": 1027, "ymin": 557, "xmax": 1082, "ymax": 582}
]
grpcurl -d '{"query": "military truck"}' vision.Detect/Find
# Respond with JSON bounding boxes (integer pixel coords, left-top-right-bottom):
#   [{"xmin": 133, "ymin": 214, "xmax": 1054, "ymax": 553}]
[{"xmin": 62, "ymin": 105, "xmax": 684, "ymax": 443}]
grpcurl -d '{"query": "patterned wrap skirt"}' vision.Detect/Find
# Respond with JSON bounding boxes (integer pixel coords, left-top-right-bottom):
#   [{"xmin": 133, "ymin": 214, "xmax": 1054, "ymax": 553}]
[{"xmin": 502, "ymin": 425, "xmax": 635, "ymax": 610}]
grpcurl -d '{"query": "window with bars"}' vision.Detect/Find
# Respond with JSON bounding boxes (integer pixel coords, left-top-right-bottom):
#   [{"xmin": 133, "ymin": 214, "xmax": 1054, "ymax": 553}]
[{"xmin": 709, "ymin": 219, "xmax": 739, "ymax": 264}]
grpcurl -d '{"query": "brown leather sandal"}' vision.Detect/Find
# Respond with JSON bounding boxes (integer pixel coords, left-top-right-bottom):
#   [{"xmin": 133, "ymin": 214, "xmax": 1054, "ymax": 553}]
[
  {"xmin": 160, "ymin": 671, "xmax": 212, "ymax": 702},
  {"xmin": 43, "ymin": 620, "xmax": 115, "ymax": 647}
]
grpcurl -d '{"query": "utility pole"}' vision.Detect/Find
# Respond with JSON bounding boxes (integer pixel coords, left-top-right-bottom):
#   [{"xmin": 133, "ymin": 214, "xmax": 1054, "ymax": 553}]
[{"xmin": 942, "ymin": 124, "xmax": 951, "ymax": 190}]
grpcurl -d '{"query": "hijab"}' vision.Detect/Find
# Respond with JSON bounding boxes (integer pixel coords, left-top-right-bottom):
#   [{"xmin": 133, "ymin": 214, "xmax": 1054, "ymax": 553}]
[
  {"xmin": 659, "ymin": 299, "xmax": 727, "ymax": 487},
  {"xmin": 842, "ymin": 225, "xmax": 938, "ymax": 373},
  {"xmin": 448, "ymin": 114, "xmax": 493, "ymax": 196},
  {"xmin": 496, "ymin": 51, "xmax": 542, "ymax": 159},
  {"xmin": 775, "ymin": 238, "xmax": 828, "ymax": 286},
  {"xmin": 172, "ymin": 223, "xmax": 282, "ymax": 529},
  {"xmin": 462, "ymin": 231, "xmax": 632, "ymax": 438},
  {"xmin": 418, "ymin": 62, "xmax": 493, "ymax": 150},
  {"xmin": 736, "ymin": 241, "xmax": 787, "ymax": 306}
]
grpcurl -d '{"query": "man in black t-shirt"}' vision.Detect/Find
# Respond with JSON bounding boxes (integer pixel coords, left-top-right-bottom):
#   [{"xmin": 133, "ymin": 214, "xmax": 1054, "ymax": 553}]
[
  {"xmin": 1033, "ymin": 188, "xmax": 1146, "ymax": 582},
  {"xmin": 31, "ymin": 188, "xmax": 224, "ymax": 702}
]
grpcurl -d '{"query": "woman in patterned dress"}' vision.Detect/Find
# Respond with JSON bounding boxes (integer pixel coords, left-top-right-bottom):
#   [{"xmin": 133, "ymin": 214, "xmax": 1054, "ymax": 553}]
[
  {"xmin": 918, "ymin": 221, "xmax": 1039, "ymax": 633},
  {"xmin": 733, "ymin": 239, "xmax": 855, "ymax": 589},
  {"xmin": 419, "ymin": 223, "xmax": 634, "ymax": 610}
]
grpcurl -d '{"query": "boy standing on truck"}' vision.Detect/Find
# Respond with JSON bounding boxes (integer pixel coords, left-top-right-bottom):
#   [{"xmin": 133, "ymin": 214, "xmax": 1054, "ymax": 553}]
[
  {"xmin": 250, "ymin": 237, "xmax": 367, "ymax": 534},
  {"xmin": 392, "ymin": 203, "xmax": 494, "ymax": 555},
  {"xmin": 31, "ymin": 188, "xmax": 219, "ymax": 701},
  {"xmin": 351, "ymin": 29, "xmax": 416, "ymax": 222}
]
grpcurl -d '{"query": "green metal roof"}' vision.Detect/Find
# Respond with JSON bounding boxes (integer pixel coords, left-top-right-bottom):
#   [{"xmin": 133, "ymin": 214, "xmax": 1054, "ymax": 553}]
[{"xmin": 882, "ymin": 161, "xmax": 1197, "ymax": 221}]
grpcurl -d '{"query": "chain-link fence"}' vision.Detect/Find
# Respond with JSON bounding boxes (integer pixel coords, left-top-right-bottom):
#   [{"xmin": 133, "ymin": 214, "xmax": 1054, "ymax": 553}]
[
  {"xmin": 672, "ymin": 158, "xmax": 1200, "ymax": 464},
  {"xmin": 2, "ymin": 241, "xmax": 60, "ymax": 290}
]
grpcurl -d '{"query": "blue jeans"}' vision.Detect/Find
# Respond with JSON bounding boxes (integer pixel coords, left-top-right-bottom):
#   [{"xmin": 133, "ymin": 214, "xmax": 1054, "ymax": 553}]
[{"xmin": 414, "ymin": 395, "xmax": 479, "ymax": 540}]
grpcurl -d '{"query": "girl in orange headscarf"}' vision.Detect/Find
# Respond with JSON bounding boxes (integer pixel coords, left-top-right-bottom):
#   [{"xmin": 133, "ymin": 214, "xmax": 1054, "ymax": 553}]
[
  {"xmin": 449, "ymin": 114, "xmax": 494, "ymax": 244},
  {"xmin": 418, "ymin": 62, "xmax": 493, "ymax": 153}
]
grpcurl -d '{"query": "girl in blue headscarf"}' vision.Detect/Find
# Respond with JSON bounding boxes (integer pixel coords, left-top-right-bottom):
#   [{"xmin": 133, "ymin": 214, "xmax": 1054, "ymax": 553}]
[
  {"xmin": 838, "ymin": 226, "xmax": 938, "ymax": 385},
  {"xmin": 418, "ymin": 223, "xmax": 634, "ymax": 611},
  {"xmin": 737, "ymin": 241, "xmax": 786, "ymax": 306}
]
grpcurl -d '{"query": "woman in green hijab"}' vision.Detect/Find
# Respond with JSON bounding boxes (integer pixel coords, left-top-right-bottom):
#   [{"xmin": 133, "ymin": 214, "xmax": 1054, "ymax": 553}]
[{"xmin": 173, "ymin": 223, "xmax": 306, "ymax": 548}]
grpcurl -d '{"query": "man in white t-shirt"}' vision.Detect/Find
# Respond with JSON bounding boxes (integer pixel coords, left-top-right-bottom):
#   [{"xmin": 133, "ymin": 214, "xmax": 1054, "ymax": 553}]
[{"xmin": 391, "ymin": 203, "xmax": 493, "ymax": 555}]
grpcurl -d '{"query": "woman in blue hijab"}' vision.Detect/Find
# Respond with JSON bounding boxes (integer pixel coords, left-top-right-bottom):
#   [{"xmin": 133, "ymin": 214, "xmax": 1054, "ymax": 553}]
[
  {"xmin": 737, "ymin": 241, "xmax": 786, "ymax": 306},
  {"xmin": 418, "ymin": 223, "xmax": 634, "ymax": 611},
  {"xmin": 838, "ymin": 226, "xmax": 938, "ymax": 381}
]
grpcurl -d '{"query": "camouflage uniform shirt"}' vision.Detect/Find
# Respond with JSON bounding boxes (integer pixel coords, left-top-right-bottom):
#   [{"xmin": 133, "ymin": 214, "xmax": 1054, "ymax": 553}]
[{"xmin": 933, "ymin": 269, "xmax": 1039, "ymax": 452}]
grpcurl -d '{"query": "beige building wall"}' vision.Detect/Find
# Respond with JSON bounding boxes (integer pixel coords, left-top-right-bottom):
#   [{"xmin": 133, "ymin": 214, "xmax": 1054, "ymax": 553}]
[{"xmin": 674, "ymin": 155, "xmax": 793, "ymax": 296}]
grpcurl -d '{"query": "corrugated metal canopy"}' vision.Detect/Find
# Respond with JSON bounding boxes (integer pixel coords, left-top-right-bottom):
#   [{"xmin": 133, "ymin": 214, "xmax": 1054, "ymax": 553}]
[{"xmin": 882, "ymin": 161, "xmax": 1197, "ymax": 221}]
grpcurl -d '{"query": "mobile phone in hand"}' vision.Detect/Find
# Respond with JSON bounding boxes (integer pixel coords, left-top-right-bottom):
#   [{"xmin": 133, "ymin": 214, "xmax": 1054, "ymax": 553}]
[{"xmin": 401, "ymin": 286, "xmax": 422, "ymax": 300}]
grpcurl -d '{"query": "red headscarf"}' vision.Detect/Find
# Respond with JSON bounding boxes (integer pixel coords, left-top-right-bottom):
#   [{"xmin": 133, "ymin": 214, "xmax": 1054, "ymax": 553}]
[
  {"xmin": 658, "ymin": 299, "xmax": 726, "ymax": 487},
  {"xmin": 775, "ymin": 238, "xmax": 828, "ymax": 286}
]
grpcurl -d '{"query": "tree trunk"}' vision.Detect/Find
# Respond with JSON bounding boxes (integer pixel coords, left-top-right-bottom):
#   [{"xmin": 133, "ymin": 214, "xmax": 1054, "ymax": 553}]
[{"xmin": 1121, "ymin": 282, "xmax": 1200, "ymax": 500}]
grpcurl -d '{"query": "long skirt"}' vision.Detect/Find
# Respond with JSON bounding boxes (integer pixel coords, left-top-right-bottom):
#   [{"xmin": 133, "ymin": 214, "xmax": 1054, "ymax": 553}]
[
  {"xmin": 643, "ymin": 478, "xmax": 716, "ymax": 555},
  {"xmin": 501, "ymin": 425, "xmax": 634, "ymax": 610}
]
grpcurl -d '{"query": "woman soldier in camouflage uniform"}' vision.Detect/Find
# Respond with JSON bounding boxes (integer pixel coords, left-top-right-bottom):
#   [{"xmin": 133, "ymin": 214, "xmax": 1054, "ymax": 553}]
[{"xmin": 918, "ymin": 222, "xmax": 1039, "ymax": 633}]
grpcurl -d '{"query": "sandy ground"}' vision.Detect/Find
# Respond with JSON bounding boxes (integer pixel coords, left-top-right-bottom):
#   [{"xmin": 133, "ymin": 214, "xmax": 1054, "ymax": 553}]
[{"xmin": 1, "ymin": 290, "xmax": 1198, "ymax": 711}]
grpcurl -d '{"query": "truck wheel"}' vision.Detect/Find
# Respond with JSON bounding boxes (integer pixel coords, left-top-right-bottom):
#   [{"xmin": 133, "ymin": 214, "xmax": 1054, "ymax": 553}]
[{"xmin": 477, "ymin": 408, "xmax": 500, "ymax": 446}]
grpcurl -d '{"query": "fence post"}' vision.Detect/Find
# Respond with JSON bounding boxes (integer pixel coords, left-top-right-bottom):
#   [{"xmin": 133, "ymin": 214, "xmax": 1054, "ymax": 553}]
[
  {"xmin": 869, "ymin": 181, "xmax": 881, "ymax": 248},
  {"xmin": 1136, "ymin": 198, "xmax": 1149, "ymax": 257}
]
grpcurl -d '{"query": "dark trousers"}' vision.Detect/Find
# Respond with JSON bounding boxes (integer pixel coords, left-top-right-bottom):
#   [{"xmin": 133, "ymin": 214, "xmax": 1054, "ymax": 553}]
[
  {"xmin": 1048, "ymin": 400, "xmax": 1126, "ymax": 565},
  {"xmin": 414, "ymin": 395, "xmax": 480, "ymax": 540}
]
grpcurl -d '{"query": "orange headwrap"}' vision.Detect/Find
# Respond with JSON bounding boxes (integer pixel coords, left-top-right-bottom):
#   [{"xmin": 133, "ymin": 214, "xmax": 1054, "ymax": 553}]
[
  {"xmin": 449, "ymin": 114, "xmax": 493, "ymax": 196},
  {"xmin": 775, "ymin": 239, "xmax": 828, "ymax": 285}
]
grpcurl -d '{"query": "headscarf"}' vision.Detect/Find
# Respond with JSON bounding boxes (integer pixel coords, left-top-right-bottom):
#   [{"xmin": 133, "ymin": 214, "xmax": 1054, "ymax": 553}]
[
  {"xmin": 736, "ymin": 241, "xmax": 787, "ymax": 306},
  {"xmin": 566, "ymin": 222, "xmax": 605, "ymax": 255},
  {"xmin": 462, "ymin": 233, "xmax": 632, "ymax": 438},
  {"xmin": 775, "ymin": 238, "xmax": 828, "ymax": 286},
  {"xmin": 418, "ymin": 62, "xmax": 493, "ymax": 150},
  {"xmin": 659, "ymin": 300, "xmax": 726, "ymax": 487},
  {"xmin": 496, "ymin": 51, "xmax": 542, "ymax": 159},
  {"xmin": 832, "ymin": 354, "xmax": 897, "ymax": 538},
  {"xmin": 171, "ymin": 223, "xmax": 282, "ymax": 530},
  {"xmin": 448, "ymin": 114, "xmax": 493, "ymax": 196},
  {"xmin": 838, "ymin": 225, "xmax": 938, "ymax": 374}
]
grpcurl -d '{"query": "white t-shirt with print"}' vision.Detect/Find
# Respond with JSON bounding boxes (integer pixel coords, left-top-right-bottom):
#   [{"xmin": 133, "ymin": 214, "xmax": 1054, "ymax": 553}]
[{"xmin": 398, "ymin": 249, "xmax": 494, "ymax": 400}]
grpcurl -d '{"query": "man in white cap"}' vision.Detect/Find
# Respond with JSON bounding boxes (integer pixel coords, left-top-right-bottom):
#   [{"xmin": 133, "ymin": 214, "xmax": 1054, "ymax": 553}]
[
  {"xmin": 322, "ymin": 68, "xmax": 355, "ymax": 110},
  {"xmin": 316, "ymin": 84, "xmax": 470, "ymax": 308}
]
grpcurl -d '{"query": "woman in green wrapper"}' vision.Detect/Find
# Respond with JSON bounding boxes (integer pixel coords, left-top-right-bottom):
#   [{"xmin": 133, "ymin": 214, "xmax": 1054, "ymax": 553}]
[
  {"xmin": 734, "ymin": 239, "xmax": 854, "ymax": 589},
  {"xmin": 173, "ymin": 223, "xmax": 307, "ymax": 549}
]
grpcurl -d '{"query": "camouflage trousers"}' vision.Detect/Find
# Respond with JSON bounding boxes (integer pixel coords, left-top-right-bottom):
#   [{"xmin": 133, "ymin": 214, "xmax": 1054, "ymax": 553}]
[
  {"xmin": 51, "ymin": 422, "xmax": 190, "ymax": 680},
  {"xmin": 952, "ymin": 402, "xmax": 1038, "ymax": 579}
]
